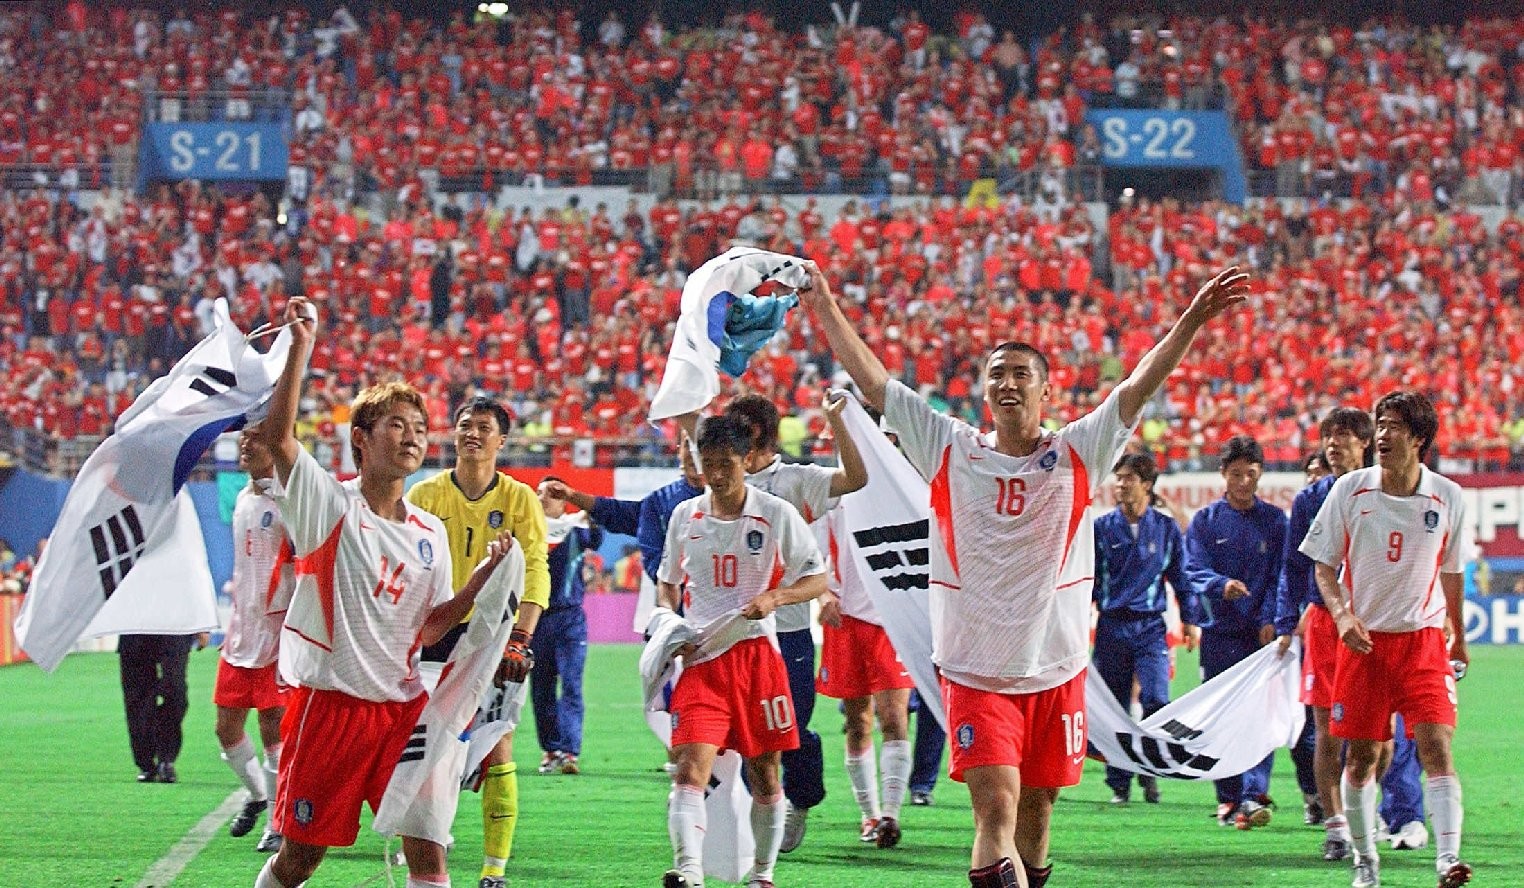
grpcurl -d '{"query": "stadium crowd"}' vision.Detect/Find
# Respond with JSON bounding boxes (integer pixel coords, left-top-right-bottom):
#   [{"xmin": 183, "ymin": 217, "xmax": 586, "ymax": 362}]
[{"xmin": 2, "ymin": 4, "xmax": 1524, "ymax": 471}]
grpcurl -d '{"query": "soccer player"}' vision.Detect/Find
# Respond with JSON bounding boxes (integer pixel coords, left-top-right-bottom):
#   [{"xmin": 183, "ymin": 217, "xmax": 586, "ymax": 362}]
[
  {"xmin": 1092, "ymin": 453, "xmax": 1200, "ymax": 806},
  {"xmin": 816, "ymin": 500, "xmax": 915, "ymax": 848},
  {"xmin": 1185, "ymin": 435, "xmax": 1287, "ymax": 830},
  {"xmin": 798, "ymin": 261, "xmax": 1250, "ymax": 888},
  {"xmin": 1300, "ymin": 392, "xmax": 1472, "ymax": 888},
  {"xmin": 658, "ymin": 415, "xmax": 829, "ymax": 888},
  {"xmin": 722, "ymin": 392, "xmax": 866, "ymax": 852},
  {"xmin": 255, "ymin": 298, "xmax": 515, "ymax": 888},
  {"xmin": 406, "ymin": 396, "xmax": 550, "ymax": 888},
  {"xmin": 218, "ymin": 426, "xmax": 293, "ymax": 852},
  {"xmin": 1275, "ymin": 407, "xmax": 1376, "ymax": 859},
  {"xmin": 529, "ymin": 476, "xmax": 603, "ymax": 775}
]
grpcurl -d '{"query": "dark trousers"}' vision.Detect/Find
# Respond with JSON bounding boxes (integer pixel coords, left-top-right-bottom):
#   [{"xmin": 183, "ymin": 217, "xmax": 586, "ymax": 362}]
[
  {"xmin": 1092, "ymin": 611, "xmax": 1171, "ymax": 794},
  {"xmin": 529, "ymin": 607, "xmax": 588, "ymax": 756},
  {"xmin": 777, "ymin": 628, "xmax": 825, "ymax": 809},
  {"xmin": 1201, "ymin": 630, "xmax": 1273, "ymax": 804},
  {"xmin": 118, "ymin": 634, "xmax": 193, "ymax": 772},
  {"xmin": 909, "ymin": 688, "xmax": 946, "ymax": 793},
  {"xmin": 1381, "ymin": 715, "xmax": 1425, "ymax": 827},
  {"xmin": 1291, "ymin": 710, "xmax": 1319, "ymax": 796}
]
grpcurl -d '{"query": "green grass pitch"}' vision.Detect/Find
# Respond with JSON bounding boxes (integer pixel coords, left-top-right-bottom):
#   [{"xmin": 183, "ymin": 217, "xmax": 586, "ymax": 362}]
[{"xmin": 1, "ymin": 644, "xmax": 1519, "ymax": 887}]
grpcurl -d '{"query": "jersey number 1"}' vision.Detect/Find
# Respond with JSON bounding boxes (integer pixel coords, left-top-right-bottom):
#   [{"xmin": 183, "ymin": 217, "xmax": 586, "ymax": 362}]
[{"xmin": 995, "ymin": 477, "xmax": 1026, "ymax": 516}]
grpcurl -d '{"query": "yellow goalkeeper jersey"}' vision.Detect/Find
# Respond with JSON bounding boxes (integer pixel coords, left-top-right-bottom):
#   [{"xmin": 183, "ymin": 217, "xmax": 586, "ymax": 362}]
[{"xmin": 407, "ymin": 470, "xmax": 550, "ymax": 614}]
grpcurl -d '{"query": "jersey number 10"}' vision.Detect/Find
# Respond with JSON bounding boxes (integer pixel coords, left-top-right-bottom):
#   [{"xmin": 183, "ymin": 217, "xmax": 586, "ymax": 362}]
[{"xmin": 713, "ymin": 553, "xmax": 739, "ymax": 588}]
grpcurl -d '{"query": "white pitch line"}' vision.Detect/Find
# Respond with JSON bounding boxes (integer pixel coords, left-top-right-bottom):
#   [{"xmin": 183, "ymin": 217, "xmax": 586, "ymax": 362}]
[{"xmin": 135, "ymin": 789, "xmax": 246, "ymax": 888}]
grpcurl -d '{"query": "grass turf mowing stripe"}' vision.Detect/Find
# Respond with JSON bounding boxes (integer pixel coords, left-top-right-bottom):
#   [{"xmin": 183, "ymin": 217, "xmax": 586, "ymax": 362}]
[{"xmin": 135, "ymin": 789, "xmax": 244, "ymax": 888}]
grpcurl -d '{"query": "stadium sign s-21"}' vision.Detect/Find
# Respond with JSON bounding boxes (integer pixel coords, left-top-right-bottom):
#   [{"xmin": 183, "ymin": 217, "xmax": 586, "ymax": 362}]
[{"xmin": 1464, "ymin": 595, "xmax": 1524, "ymax": 645}]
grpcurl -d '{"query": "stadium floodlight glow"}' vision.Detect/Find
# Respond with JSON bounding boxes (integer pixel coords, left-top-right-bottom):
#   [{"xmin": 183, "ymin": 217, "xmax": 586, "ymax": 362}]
[{"xmin": 487, "ymin": 2, "xmax": 509, "ymax": 14}]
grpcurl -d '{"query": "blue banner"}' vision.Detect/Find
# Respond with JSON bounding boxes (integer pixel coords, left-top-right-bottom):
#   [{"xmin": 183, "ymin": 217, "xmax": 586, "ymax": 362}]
[
  {"xmin": 1084, "ymin": 109, "xmax": 1247, "ymax": 203},
  {"xmin": 140, "ymin": 122, "xmax": 289, "ymax": 182},
  {"xmin": 1465, "ymin": 594, "xmax": 1524, "ymax": 645}
]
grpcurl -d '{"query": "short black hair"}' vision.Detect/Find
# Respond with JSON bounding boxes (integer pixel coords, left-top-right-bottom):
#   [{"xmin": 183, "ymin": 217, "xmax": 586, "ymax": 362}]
[
  {"xmin": 1219, "ymin": 435, "xmax": 1264, "ymax": 468},
  {"xmin": 1113, "ymin": 452, "xmax": 1160, "ymax": 488},
  {"xmin": 1304, "ymin": 450, "xmax": 1331, "ymax": 472},
  {"xmin": 986, "ymin": 341, "xmax": 1049, "ymax": 380},
  {"xmin": 1374, "ymin": 391, "xmax": 1440, "ymax": 461},
  {"xmin": 1319, "ymin": 407, "xmax": 1375, "ymax": 443},
  {"xmin": 696, "ymin": 414, "xmax": 754, "ymax": 458},
  {"xmin": 723, "ymin": 394, "xmax": 779, "ymax": 453},
  {"xmin": 453, "ymin": 396, "xmax": 513, "ymax": 435}
]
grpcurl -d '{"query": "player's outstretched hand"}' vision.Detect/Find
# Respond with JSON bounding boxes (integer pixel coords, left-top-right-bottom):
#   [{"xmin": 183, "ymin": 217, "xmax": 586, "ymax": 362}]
[
  {"xmin": 741, "ymin": 589, "xmax": 781, "ymax": 620},
  {"xmin": 496, "ymin": 628, "xmax": 535, "ymax": 686},
  {"xmin": 822, "ymin": 389, "xmax": 849, "ymax": 420},
  {"xmin": 818, "ymin": 592, "xmax": 843, "ymax": 628},
  {"xmin": 283, "ymin": 296, "xmax": 318, "ymax": 349},
  {"xmin": 1335, "ymin": 611, "xmax": 1374, "ymax": 655},
  {"xmin": 468, "ymin": 531, "xmax": 516, "ymax": 586},
  {"xmin": 1223, "ymin": 578, "xmax": 1249, "ymax": 601},
  {"xmin": 1183, "ymin": 266, "xmax": 1251, "ymax": 325},
  {"xmin": 539, "ymin": 479, "xmax": 573, "ymax": 502},
  {"xmin": 797, "ymin": 260, "xmax": 835, "ymax": 310}
]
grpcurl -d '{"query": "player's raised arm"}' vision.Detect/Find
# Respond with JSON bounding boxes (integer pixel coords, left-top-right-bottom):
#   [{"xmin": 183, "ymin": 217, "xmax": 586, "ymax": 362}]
[
  {"xmin": 822, "ymin": 390, "xmax": 867, "ymax": 497},
  {"xmin": 1114, "ymin": 266, "xmax": 1250, "ymax": 428},
  {"xmin": 797, "ymin": 261, "xmax": 890, "ymax": 412},
  {"xmin": 263, "ymin": 297, "xmax": 317, "ymax": 485},
  {"xmin": 422, "ymin": 530, "xmax": 515, "ymax": 645}
]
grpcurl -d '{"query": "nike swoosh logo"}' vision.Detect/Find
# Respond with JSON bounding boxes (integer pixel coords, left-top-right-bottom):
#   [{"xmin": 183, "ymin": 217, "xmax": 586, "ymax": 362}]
[
  {"xmin": 1071, "ymin": 755, "xmax": 1085, "ymax": 765},
  {"xmin": 488, "ymin": 814, "xmax": 514, "ymax": 821},
  {"xmin": 1360, "ymin": 510, "xmax": 1373, "ymax": 516},
  {"xmin": 439, "ymin": 515, "xmax": 451, "ymax": 522},
  {"xmin": 968, "ymin": 453, "xmax": 985, "ymax": 460},
  {"xmin": 1215, "ymin": 538, "xmax": 1228, "ymax": 544},
  {"xmin": 1111, "ymin": 543, "xmax": 1125, "ymax": 548},
  {"xmin": 359, "ymin": 521, "xmax": 376, "ymax": 531}
]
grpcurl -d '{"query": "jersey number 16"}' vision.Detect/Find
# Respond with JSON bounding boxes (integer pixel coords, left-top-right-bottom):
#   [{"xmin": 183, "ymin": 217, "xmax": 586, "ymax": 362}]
[{"xmin": 995, "ymin": 477, "xmax": 1027, "ymax": 517}]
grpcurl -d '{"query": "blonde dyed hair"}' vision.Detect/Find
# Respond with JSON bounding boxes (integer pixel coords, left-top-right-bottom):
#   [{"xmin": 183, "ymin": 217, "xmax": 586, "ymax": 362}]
[{"xmin": 350, "ymin": 380, "xmax": 428, "ymax": 468}]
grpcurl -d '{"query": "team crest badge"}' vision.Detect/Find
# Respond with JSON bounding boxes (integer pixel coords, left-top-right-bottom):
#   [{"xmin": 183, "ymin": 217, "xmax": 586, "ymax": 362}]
[
  {"xmin": 488, "ymin": 510, "xmax": 504, "ymax": 529},
  {"xmin": 1039, "ymin": 450, "xmax": 1059, "ymax": 471},
  {"xmin": 1259, "ymin": 540, "xmax": 1268, "ymax": 554},
  {"xmin": 418, "ymin": 539, "xmax": 434, "ymax": 566},
  {"xmin": 1423, "ymin": 510, "xmax": 1439, "ymax": 532},
  {"xmin": 746, "ymin": 529, "xmax": 765, "ymax": 553},
  {"xmin": 294, "ymin": 799, "xmax": 314, "ymax": 825},
  {"xmin": 670, "ymin": 712, "xmax": 680, "ymax": 730},
  {"xmin": 1331, "ymin": 703, "xmax": 1344, "ymax": 723},
  {"xmin": 956, "ymin": 723, "xmax": 975, "ymax": 750},
  {"xmin": 261, "ymin": 511, "xmax": 274, "ymax": 528},
  {"xmin": 819, "ymin": 667, "xmax": 829, "ymax": 684}
]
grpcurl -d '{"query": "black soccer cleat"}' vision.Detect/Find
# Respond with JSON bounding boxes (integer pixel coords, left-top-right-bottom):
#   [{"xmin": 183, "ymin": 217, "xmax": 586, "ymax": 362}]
[
  {"xmin": 156, "ymin": 761, "xmax": 178, "ymax": 783},
  {"xmin": 229, "ymin": 798, "xmax": 268, "ymax": 838},
  {"xmin": 875, "ymin": 816, "xmax": 901, "ymax": 849}
]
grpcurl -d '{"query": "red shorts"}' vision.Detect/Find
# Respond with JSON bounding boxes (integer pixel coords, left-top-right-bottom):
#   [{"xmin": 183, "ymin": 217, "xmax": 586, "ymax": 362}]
[
  {"xmin": 816, "ymin": 615, "xmax": 916, "ymax": 700},
  {"xmin": 1300, "ymin": 605, "xmax": 1340, "ymax": 709},
  {"xmin": 670, "ymin": 636, "xmax": 800, "ymax": 759},
  {"xmin": 214, "ymin": 658, "xmax": 285, "ymax": 711},
  {"xmin": 942, "ymin": 670, "xmax": 1087, "ymax": 787},
  {"xmin": 272, "ymin": 687, "xmax": 427, "ymax": 847},
  {"xmin": 1330, "ymin": 628, "xmax": 1457, "ymax": 742}
]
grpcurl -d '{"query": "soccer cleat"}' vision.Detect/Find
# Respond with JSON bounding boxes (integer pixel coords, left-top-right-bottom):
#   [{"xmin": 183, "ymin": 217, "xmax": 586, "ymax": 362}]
[
  {"xmin": 875, "ymin": 816, "xmax": 901, "ymax": 849},
  {"xmin": 1374, "ymin": 817, "xmax": 1391, "ymax": 843},
  {"xmin": 560, "ymin": 754, "xmax": 581, "ymax": 775},
  {"xmin": 1109, "ymin": 790, "xmax": 1130, "ymax": 806},
  {"xmin": 779, "ymin": 802, "xmax": 807, "ymax": 853},
  {"xmin": 255, "ymin": 829, "xmax": 283, "ymax": 853},
  {"xmin": 662, "ymin": 869, "xmax": 700, "ymax": 888},
  {"xmin": 1323, "ymin": 836, "xmax": 1353, "ymax": 861},
  {"xmin": 1351, "ymin": 855, "xmax": 1380, "ymax": 888},
  {"xmin": 910, "ymin": 790, "xmax": 933, "ymax": 807},
  {"xmin": 746, "ymin": 879, "xmax": 775, "ymax": 888},
  {"xmin": 1236, "ymin": 799, "xmax": 1272, "ymax": 830},
  {"xmin": 859, "ymin": 817, "xmax": 880, "ymax": 842},
  {"xmin": 1390, "ymin": 820, "xmax": 1427, "ymax": 850},
  {"xmin": 478, "ymin": 878, "xmax": 506, "ymax": 888},
  {"xmin": 1140, "ymin": 776, "xmax": 1161, "ymax": 804},
  {"xmin": 1435, "ymin": 855, "xmax": 1472, "ymax": 888},
  {"xmin": 156, "ymin": 761, "xmax": 178, "ymax": 783},
  {"xmin": 538, "ymin": 751, "xmax": 563, "ymax": 774},
  {"xmin": 137, "ymin": 768, "xmax": 158, "ymax": 783},
  {"xmin": 1215, "ymin": 801, "xmax": 1238, "ymax": 826},
  {"xmin": 228, "ymin": 798, "xmax": 268, "ymax": 837},
  {"xmin": 1304, "ymin": 794, "xmax": 1326, "ymax": 825}
]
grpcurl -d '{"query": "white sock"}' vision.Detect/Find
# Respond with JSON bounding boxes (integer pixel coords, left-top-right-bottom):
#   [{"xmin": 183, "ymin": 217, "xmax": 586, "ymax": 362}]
[
  {"xmin": 222, "ymin": 736, "xmax": 266, "ymax": 801},
  {"xmin": 845, "ymin": 745, "xmax": 880, "ymax": 820},
  {"xmin": 255, "ymin": 856, "xmax": 299, "ymax": 888},
  {"xmin": 879, "ymin": 740, "xmax": 912, "ymax": 819},
  {"xmin": 668, "ymin": 783, "xmax": 706, "ymax": 878},
  {"xmin": 1426, "ymin": 775, "xmax": 1463, "ymax": 865},
  {"xmin": 1342, "ymin": 775, "xmax": 1380, "ymax": 860},
  {"xmin": 749, "ymin": 792, "xmax": 786, "ymax": 881},
  {"xmin": 405, "ymin": 878, "xmax": 450, "ymax": 888},
  {"xmin": 263, "ymin": 743, "xmax": 282, "ymax": 806},
  {"xmin": 1325, "ymin": 814, "xmax": 1352, "ymax": 842}
]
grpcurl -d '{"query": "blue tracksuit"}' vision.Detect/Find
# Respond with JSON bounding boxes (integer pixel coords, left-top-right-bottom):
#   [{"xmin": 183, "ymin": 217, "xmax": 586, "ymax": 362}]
[
  {"xmin": 637, "ymin": 478, "xmax": 705, "ymax": 586},
  {"xmin": 1186, "ymin": 496, "xmax": 1287, "ymax": 806},
  {"xmin": 1093, "ymin": 506, "xmax": 1201, "ymax": 795},
  {"xmin": 909, "ymin": 689, "xmax": 946, "ymax": 794},
  {"xmin": 1275, "ymin": 475, "xmax": 1335, "ymax": 798},
  {"xmin": 530, "ymin": 522, "xmax": 603, "ymax": 757}
]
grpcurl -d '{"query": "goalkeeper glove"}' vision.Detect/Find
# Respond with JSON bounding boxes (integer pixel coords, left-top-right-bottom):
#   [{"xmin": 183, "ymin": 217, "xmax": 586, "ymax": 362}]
[{"xmin": 496, "ymin": 629, "xmax": 534, "ymax": 686}]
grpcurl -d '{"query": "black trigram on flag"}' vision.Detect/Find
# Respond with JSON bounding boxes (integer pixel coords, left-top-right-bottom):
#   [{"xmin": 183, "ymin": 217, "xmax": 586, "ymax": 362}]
[
  {"xmin": 188, "ymin": 365, "xmax": 237, "ymax": 397},
  {"xmin": 399, "ymin": 724, "xmax": 428, "ymax": 764},
  {"xmin": 1110, "ymin": 726, "xmax": 1220, "ymax": 778},
  {"xmin": 851, "ymin": 519, "xmax": 930, "ymax": 591},
  {"xmin": 90, "ymin": 505, "xmax": 147, "ymax": 598}
]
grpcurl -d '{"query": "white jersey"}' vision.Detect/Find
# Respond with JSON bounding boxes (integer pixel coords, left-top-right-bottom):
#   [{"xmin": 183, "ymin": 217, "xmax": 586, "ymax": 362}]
[
  {"xmin": 820, "ymin": 505, "xmax": 880, "ymax": 624},
  {"xmin": 658, "ymin": 487, "xmax": 825, "ymax": 665},
  {"xmin": 884, "ymin": 380, "xmax": 1134, "ymax": 693},
  {"xmin": 272, "ymin": 447, "xmax": 454, "ymax": 702},
  {"xmin": 222, "ymin": 483, "xmax": 295, "ymax": 669},
  {"xmin": 1299, "ymin": 466, "xmax": 1466, "ymax": 633},
  {"xmin": 746, "ymin": 455, "xmax": 836, "ymax": 632}
]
